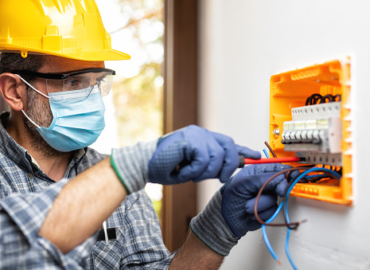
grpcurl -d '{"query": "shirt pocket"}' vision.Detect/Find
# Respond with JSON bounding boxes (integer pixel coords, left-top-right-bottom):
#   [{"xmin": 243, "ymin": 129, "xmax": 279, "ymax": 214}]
[{"xmin": 92, "ymin": 232, "xmax": 120, "ymax": 270}]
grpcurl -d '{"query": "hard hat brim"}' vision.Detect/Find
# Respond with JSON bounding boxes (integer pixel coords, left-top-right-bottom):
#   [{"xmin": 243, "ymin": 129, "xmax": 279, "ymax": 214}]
[
  {"xmin": 76, "ymin": 49, "xmax": 132, "ymax": 61},
  {"xmin": 0, "ymin": 46, "xmax": 131, "ymax": 61}
]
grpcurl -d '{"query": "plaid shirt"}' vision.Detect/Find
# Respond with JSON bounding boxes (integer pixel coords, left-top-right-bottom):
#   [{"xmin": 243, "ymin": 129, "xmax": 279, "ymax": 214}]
[{"xmin": 0, "ymin": 112, "xmax": 175, "ymax": 269}]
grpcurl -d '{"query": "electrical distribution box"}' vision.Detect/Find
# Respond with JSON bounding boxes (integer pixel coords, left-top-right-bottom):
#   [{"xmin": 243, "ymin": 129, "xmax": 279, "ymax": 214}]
[{"xmin": 269, "ymin": 58, "xmax": 352, "ymax": 205}]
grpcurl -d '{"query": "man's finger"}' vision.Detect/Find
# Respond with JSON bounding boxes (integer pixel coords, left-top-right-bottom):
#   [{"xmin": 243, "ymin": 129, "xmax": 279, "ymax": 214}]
[
  {"xmin": 249, "ymin": 204, "xmax": 279, "ymax": 221},
  {"xmin": 245, "ymin": 194, "xmax": 277, "ymax": 214},
  {"xmin": 193, "ymin": 141, "xmax": 225, "ymax": 182},
  {"xmin": 178, "ymin": 145, "xmax": 210, "ymax": 181},
  {"xmin": 210, "ymin": 132, "xmax": 239, "ymax": 183},
  {"xmin": 236, "ymin": 144, "xmax": 261, "ymax": 159}
]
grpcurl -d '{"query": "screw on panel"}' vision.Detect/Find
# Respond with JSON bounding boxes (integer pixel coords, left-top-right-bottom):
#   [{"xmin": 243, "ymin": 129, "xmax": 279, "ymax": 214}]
[{"xmin": 273, "ymin": 128, "xmax": 280, "ymax": 137}]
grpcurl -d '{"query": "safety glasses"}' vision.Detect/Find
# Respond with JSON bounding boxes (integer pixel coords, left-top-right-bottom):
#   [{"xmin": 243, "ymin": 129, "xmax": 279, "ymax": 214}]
[{"xmin": 14, "ymin": 68, "xmax": 115, "ymax": 99}]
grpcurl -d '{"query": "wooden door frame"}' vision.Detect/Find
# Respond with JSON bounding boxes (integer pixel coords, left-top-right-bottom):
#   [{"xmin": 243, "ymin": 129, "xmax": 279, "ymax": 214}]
[{"xmin": 162, "ymin": 0, "xmax": 198, "ymax": 252}]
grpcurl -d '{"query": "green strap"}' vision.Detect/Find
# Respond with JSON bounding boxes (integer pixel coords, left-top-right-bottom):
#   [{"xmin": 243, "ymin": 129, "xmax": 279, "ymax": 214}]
[{"xmin": 110, "ymin": 156, "xmax": 130, "ymax": 194}]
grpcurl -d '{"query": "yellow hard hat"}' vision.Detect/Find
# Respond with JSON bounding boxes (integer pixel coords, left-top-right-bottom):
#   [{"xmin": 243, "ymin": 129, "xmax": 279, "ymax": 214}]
[{"xmin": 0, "ymin": 0, "xmax": 131, "ymax": 61}]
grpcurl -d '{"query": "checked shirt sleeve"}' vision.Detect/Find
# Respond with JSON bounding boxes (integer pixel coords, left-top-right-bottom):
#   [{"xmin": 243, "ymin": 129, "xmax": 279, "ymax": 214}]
[
  {"xmin": 111, "ymin": 140, "xmax": 157, "ymax": 194},
  {"xmin": 0, "ymin": 179, "xmax": 94, "ymax": 269}
]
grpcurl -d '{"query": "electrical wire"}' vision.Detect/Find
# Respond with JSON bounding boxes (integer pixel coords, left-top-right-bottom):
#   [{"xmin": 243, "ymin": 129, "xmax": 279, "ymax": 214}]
[
  {"xmin": 259, "ymin": 135, "xmax": 341, "ymax": 267},
  {"xmin": 260, "ymin": 148, "xmax": 281, "ymax": 264},
  {"xmin": 259, "ymin": 168, "xmax": 341, "ymax": 267},
  {"xmin": 305, "ymin": 93, "xmax": 341, "ymax": 105},
  {"xmin": 260, "ymin": 171, "xmax": 334, "ymax": 264},
  {"xmin": 305, "ymin": 94, "xmax": 323, "ymax": 105},
  {"xmin": 285, "ymin": 219, "xmax": 296, "ymax": 269},
  {"xmin": 264, "ymin": 141, "xmax": 277, "ymax": 157},
  {"xmin": 285, "ymin": 165, "xmax": 314, "ymax": 184},
  {"xmin": 263, "ymin": 140, "xmax": 304, "ymax": 181},
  {"xmin": 282, "ymin": 168, "xmax": 340, "ymax": 228},
  {"xmin": 300, "ymin": 174, "xmax": 329, "ymax": 183},
  {"xmin": 254, "ymin": 167, "xmax": 310, "ymax": 228},
  {"xmin": 261, "ymin": 202, "xmax": 283, "ymax": 265},
  {"xmin": 261, "ymin": 148, "xmax": 305, "ymax": 261},
  {"xmin": 283, "ymin": 168, "xmax": 341, "ymax": 269},
  {"xmin": 320, "ymin": 94, "xmax": 334, "ymax": 103},
  {"xmin": 254, "ymin": 167, "xmax": 341, "ymax": 228},
  {"xmin": 257, "ymin": 143, "xmax": 341, "ymax": 266}
]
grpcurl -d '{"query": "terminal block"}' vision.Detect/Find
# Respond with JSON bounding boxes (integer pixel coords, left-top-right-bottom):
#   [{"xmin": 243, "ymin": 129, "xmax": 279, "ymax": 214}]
[
  {"xmin": 269, "ymin": 58, "xmax": 353, "ymax": 205},
  {"xmin": 282, "ymin": 102, "xmax": 342, "ymax": 166}
]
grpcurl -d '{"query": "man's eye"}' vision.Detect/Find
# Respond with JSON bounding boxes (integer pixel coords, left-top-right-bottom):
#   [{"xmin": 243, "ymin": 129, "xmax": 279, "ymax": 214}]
[
  {"xmin": 67, "ymin": 80, "xmax": 80, "ymax": 87},
  {"xmin": 64, "ymin": 78, "xmax": 84, "ymax": 90}
]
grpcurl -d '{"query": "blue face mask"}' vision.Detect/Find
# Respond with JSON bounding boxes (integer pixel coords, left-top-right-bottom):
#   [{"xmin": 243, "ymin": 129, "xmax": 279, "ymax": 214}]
[{"xmin": 19, "ymin": 77, "xmax": 106, "ymax": 152}]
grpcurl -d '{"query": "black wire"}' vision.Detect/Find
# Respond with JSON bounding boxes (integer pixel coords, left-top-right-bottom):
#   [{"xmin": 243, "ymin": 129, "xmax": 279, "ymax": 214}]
[
  {"xmin": 310, "ymin": 94, "xmax": 323, "ymax": 105},
  {"xmin": 320, "ymin": 94, "xmax": 334, "ymax": 103},
  {"xmin": 305, "ymin": 93, "xmax": 341, "ymax": 105},
  {"xmin": 313, "ymin": 95, "xmax": 321, "ymax": 104},
  {"xmin": 301, "ymin": 174, "xmax": 330, "ymax": 183},
  {"xmin": 285, "ymin": 165, "xmax": 314, "ymax": 182},
  {"xmin": 305, "ymin": 96, "xmax": 311, "ymax": 106},
  {"xmin": 334, "ymin": 94, "xmax": 341, "ymax": 101}
]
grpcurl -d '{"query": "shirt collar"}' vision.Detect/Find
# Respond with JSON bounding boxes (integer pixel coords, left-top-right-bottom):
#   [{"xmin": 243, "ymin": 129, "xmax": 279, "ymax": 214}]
[
  {"xmin": 74, "ymin": 148, "xmax": 86, "ymax": 161},
  {"xmin": 0, "ymin": 112, "xmax": 34, "ymax": 172}
]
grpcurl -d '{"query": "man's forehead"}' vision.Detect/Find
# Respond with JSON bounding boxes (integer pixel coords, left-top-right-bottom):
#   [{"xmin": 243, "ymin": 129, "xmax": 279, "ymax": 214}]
[{"xmin": 38, "ymin": 55, "xmax": 105, "ymax": 73}]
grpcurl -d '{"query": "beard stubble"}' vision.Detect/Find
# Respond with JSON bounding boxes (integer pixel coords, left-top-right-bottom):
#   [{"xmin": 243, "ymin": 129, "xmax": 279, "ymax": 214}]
[{"xmin": 23, "ymin": 87, "xmax": 65, "ymax": 158}]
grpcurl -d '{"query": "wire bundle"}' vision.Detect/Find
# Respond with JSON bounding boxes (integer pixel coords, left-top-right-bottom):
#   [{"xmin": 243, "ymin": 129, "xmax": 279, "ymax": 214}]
[
  {"xmin": 305, "ymin": 94, "xmax": 341, "ymax": 105},
  {"xmin": 258, "ymin": 143, "xmax": 341, "ymax": 269}
]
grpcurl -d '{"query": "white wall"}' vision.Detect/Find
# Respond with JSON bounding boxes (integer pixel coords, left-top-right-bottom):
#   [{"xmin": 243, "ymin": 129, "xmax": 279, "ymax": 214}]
[{"xmin": 198, "ymin": 1, "xmax": 370, "ymax": 269}]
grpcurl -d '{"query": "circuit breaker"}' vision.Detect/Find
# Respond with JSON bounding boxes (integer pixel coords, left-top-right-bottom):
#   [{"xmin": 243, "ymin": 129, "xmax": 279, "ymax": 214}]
[{"xmin": 269, "ymin": 58, "xmax": 352, "ymax": 205}]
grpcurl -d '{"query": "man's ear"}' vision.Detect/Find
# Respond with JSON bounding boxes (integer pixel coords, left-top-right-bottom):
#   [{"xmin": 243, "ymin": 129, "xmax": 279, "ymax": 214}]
[{"xmin": 0, "ymin": 73, "xmax": 27, "ymax": 111}]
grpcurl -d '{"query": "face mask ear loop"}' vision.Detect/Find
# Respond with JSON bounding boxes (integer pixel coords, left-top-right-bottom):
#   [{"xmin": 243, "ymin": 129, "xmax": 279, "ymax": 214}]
[
  {"xmin": 21, "ymin": 110, "xmax": 41, "ymax": 129},
  {"xmin": 15, "ymin": 75, "xmax": 50, "ymax": 99}
]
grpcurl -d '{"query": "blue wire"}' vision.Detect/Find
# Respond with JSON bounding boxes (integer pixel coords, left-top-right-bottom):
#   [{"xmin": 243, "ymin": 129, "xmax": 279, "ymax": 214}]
[
  {"xmin": 262, "ymin": 202, "xmax": 283, "ymax": 261},
  {"xmin": 261, "ymin": 167, "xmax": 340, "ymax": 267},
  {"xmin": 259, "ymin": 149, "xmax": 342, "ymax": 266},
  {"xmin": 261, "ymin": 148, "xmax": 281, "ymax": 262},
  {"xmin": 283, "ymin": 168, "xmax": 341, "ymax": 269},
  {"xmin": 285, "ymin": 227, "xmax": 295, "ymax": 269}
]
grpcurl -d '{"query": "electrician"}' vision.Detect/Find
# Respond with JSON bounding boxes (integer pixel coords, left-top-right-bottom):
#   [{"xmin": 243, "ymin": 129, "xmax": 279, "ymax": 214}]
[{"xmin": 0, "ymin": 0, "xmax": 290, "ymax": 269}]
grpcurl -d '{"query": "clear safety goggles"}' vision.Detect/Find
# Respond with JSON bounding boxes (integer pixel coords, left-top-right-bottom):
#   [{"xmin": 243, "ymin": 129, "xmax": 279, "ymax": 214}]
[{"xmin": 14, "ymin": 68, "xmax": 115, "ymax": 100}]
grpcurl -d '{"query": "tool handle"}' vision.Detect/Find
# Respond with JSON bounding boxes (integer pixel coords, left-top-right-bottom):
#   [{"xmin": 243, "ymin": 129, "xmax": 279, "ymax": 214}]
[{"xmin": 238, "ymin": 156, "xmax": 301, "ymax": 167}]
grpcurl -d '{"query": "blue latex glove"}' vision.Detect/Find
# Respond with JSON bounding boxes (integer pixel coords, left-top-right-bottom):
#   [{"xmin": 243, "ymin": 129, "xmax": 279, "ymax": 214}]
[
  {"xmin": 148, "ymin": 125, "xmax": 261, "ymax": 184},
  {"xmin": 221, "ymin": 163, "xmax": 291, "ymax": 238}
]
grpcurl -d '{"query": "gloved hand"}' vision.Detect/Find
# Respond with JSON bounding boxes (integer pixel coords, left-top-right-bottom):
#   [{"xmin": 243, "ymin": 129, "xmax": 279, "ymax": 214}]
[
  {"xmin": 220, "ymin": 163, "xmax": 290, "ymax": 237},
  {"xmin": 148, "ymin": 125, "xmax": 261, "ymax": 185},
  {"xmin": 190, "ymin": 163, "xmax": 292, "ymax": 256},
  {"xmin": 110, "ymin": 125, "xmax": 260, "ymax": 194}
]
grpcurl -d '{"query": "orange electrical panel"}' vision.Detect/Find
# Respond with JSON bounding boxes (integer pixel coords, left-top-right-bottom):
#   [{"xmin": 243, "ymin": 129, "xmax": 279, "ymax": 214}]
[{"xmin": 269, "ymin": 58, "xmax": 352, "ymax": 205}]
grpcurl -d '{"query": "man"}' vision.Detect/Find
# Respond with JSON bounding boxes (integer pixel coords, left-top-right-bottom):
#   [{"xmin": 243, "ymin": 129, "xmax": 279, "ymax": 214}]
[{"xmin": 0, "ymin": 0, "xmax": 290, "ymax": 269}]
